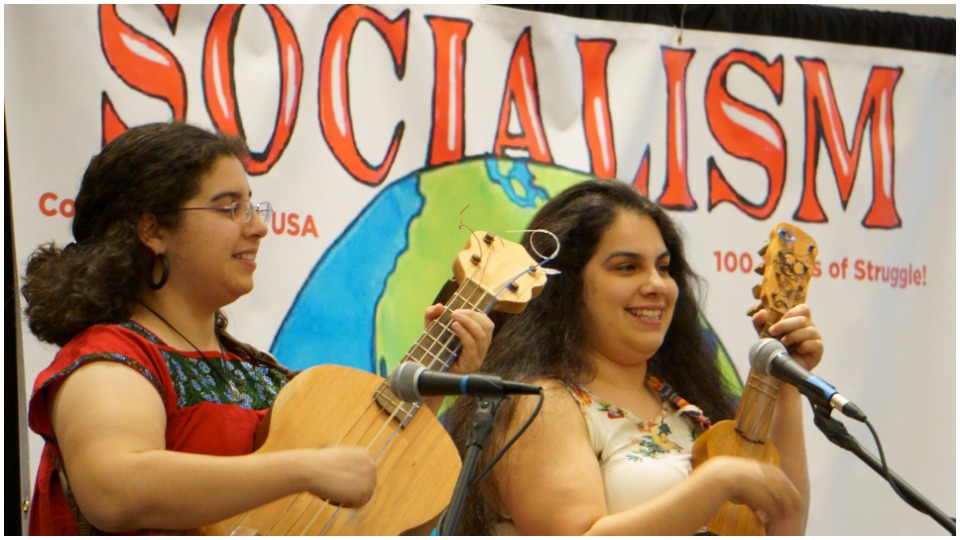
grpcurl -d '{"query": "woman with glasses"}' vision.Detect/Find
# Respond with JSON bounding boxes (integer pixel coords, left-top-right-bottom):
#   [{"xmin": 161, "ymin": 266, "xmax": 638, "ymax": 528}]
[{"xmin": 20, "ymin": 122, "xmax": 493, "ymax": 534}]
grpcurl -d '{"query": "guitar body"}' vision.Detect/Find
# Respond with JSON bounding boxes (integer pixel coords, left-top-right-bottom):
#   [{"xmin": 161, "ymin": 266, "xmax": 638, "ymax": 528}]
[
  {"xmin": 200, "ymin": 365, "xmax": 460, "ymax": 536},
  {"xmin": 691, "ymin": 420, "xmax": 781, "ymax": 536},
  {"xmin": 195, "ymin": 231, "xmax": 547, "ymax": 536}
]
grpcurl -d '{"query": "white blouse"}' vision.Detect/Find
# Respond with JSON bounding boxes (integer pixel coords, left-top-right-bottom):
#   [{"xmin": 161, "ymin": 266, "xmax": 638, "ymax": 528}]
[{"xmin": 567, "ymin": 383, "xmax": 703, "ymax": 513}]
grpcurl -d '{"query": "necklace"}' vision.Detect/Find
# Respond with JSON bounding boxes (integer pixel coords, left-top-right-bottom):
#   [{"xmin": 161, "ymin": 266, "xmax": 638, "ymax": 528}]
[{"xmin": 137, "ymin": 301, "xmax": 241, "ymax": 401}]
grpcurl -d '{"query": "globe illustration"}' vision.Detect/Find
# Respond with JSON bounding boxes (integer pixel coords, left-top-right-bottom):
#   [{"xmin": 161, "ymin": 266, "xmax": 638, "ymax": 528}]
[{"xmin": 270, "ymin": 156, "xmax": 742, "ymax": 393}]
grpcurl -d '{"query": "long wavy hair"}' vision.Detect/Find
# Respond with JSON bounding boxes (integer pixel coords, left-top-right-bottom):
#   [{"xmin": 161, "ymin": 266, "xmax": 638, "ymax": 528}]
[
  {"xmin": 444, "ymin": 179, "xmax": 739, "ymax": 533},
  {"xmin": 20, "ymin": 122, "xmax": 292, "ymax": 377}
]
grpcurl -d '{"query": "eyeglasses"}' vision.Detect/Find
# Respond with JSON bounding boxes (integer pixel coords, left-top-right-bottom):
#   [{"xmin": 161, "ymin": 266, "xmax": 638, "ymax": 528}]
[{"xmin": 179, "ymin": 201, "xmax": 273, "ymax": 224}]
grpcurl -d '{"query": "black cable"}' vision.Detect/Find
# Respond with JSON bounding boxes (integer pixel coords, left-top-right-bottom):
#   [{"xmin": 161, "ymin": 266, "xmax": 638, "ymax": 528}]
[
  {"xmin": 812, "ymin": 404, "xmax": 955, "ymax": 534},
  {"xmin": 470, "ymin": 389, "xmax": 545, "ymax": 491}
]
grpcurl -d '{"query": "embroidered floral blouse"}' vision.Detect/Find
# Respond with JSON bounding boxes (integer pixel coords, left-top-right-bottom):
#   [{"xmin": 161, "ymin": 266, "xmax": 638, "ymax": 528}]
[
  {"xmin": 27, "ymin": 322, "xmax": 288, "ymax": 535},
  {"xmin": 566, "ymin": 377, "xmax": 711, "ymax": 514}
]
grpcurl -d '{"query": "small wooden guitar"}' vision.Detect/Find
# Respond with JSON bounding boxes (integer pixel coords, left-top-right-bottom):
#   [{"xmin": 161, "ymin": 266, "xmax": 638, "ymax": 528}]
[
  {"xmin": 691, "ymin": 222, "xmax": 818, "ymax": 535},
  {"xmin": 199, "ymin": 231, "xmax": 547, "ymax": 536}
]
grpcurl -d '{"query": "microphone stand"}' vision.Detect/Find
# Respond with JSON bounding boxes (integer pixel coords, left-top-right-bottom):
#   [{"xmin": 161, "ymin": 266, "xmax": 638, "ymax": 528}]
[
  {"xmin": 810, "ymin": 404, "xmax": 955, "ymax": 534},
  {"xmin": 439, "ymin": 394, "xmax": 503, "ymax": 536}
]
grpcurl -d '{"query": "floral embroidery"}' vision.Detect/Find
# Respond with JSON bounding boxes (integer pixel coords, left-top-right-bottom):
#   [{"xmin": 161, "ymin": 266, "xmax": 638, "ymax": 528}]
[
  {"xmin": 568, "ymin": 378, "xmax": 707, "ymax": 464},
  {"xmin": 164, "ymin": 351, "xmax": 285, "ymax": 409},
  {"xmin": 570, "ymin": 385, "xmax": 592, "ymax": 407},
  {"xmin": 597, "ymin": 400, "xmax": 625, "ymax": 419},
  {"xmin": 121, "ymin": 321, "xmax": 286, "ymax": 410},
  {"xmin": 646, "ymin": 374, "xmax": 712, "ymax": 432}
]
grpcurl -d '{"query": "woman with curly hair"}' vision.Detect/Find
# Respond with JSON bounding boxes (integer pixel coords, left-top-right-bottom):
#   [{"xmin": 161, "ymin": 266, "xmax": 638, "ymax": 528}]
[{"xmin": 21, "ymin": 122, "xmax": 492, "ymax": 535}]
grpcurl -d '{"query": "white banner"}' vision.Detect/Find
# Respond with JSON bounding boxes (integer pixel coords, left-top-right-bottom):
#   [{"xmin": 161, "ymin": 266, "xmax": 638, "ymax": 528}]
[{"xmin": 6, "ymin": 4, "xmax": 955, "ymax": 535}]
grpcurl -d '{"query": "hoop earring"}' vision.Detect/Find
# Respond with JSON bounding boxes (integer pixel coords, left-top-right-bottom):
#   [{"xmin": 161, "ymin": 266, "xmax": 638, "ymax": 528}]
[{"xmin": 148, "ymin": 253, "xmax": 169, "ymax": 290}]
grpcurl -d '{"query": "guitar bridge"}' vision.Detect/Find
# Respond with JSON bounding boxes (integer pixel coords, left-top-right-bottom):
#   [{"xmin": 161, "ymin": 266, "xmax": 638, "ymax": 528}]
[{"xmin": 373, "ymin": 381, "xmax": 420, "ymax": 428}]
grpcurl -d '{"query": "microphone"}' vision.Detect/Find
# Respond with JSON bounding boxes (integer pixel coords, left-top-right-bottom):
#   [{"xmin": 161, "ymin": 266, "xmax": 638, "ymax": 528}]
[
  {"xmin": 387, "ymin": 361, "xmax": 541, "ymax": 402},
  {"xmin": 749, "ymin": 338, "xmax": 867, "ymax": 422}
]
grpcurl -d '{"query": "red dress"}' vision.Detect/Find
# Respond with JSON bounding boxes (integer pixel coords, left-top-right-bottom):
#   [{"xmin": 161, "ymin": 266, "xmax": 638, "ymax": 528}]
[{"xmin": 27, "ymin": 322, "xmax": 288, "ymax": 535}]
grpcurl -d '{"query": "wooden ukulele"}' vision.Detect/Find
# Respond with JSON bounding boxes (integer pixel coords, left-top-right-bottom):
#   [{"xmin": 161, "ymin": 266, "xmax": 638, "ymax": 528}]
[
  {"xmin": 199, "ymin": 232, "xmax": 547, "ymax": 535},
  {"xmin": 691, "ymin": 222, "xmax": 818, "ymax": 535}
]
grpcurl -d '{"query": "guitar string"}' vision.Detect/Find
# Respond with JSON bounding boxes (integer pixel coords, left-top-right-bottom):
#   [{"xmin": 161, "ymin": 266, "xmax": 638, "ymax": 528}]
[
  {"xmin": 311, "ymin": 257, "xmax": 500, "ymax": 534},
  {"xmin": 298, "ymin": 239, "xmax": 556, "ymax": 535},
  {"xmin": 280, "ymin": 364, "xmax": 424, "ymax": 536},
  {"xmin": 276, "ymin": 283, "xmax": 483, "ymax": 535},
  {"xmin": 317, "ymin": 238, "xmax": 556, "ymax": 535},
  {"xmin": 272, "ymin": 386, "xmax": 409, "ymax": 535},
  {"xmin": 269, "ymin": 238, "xmax": 547, "ymax": 535},
  {"xmin": 258, "ymin": 316, "xmax": 454, "ymax": 535},
  {"xmin": 270, "ymin": 285, "xmax": 482, "ymax": 533},
  {"xmin": 318, "ymin": 290, "xmax": 483, "ymax": 535}
]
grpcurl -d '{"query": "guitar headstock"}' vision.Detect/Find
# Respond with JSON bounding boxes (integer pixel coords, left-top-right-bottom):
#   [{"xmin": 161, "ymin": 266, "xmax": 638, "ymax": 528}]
[
  {"xmin": 748, "ymin": 223, "xmax": 818, "ymax": 336},
  {"xmin": 452, "ymin": 231, "xmax": 547, "ymax": 314}
]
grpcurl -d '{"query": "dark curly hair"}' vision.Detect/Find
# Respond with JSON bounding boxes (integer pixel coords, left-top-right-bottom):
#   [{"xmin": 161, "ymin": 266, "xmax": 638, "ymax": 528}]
[
  {"xmin": 21, "ymin": 122, "xmax": 292, "ymax": 377},
  {"xmin": 444, "ymin": 179, "xmax": 739, "ymax": 534}
]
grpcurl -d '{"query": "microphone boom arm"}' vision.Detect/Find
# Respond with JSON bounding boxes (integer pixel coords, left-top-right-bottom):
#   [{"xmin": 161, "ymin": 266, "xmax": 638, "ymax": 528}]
[{"xmin": 810, "ymin": 404, "xmax": 955, "ymax": 534}]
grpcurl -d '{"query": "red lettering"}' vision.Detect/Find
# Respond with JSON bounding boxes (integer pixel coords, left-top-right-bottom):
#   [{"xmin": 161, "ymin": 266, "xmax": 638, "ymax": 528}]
[
  {"xmin": 39, "ymin": 193, "xmax": 58, "ymax": 217},
  {"xmin": 203, "ymin": 5, "xmax": 303, "ymax": 176},
  {"xmin": 796, "ymin": 60, "xmax": 903, "ymax": 228},
  {"xmin": 300, "ymin": 215, "xmax": 318, "ymax": 237},
  {"xmin": 658, "ymin": 47, "xmax": 695, "ymax": 210},
  {"xmin": 578, "ymin": 39, "xmax": 616, "ymax": 179},
  {"xmin": 492, "ymin": 28, "xmax": 552, "ymax": 163},
  {"xmin": 156, "ymin": 5, "xmax": 180, "ymax": 30},
  {"xmin": 100, "ymin": 94, "xmax": 129, "ymax": 147},
  {"xmin": 270, "ymin": 211, "xmax": 285, "ymax": 235},
  {"xmin": 853, "ymin": 259, "xmax": 867, "ymax": 280},
  {"xmin": 269, "ymin": 211, "xmax": 319, "ymax": 237},
  {"xmin": 319, "ymin": 5, "xmax": 408, "ymax": 186},
  {"xmin": 98, "ymin": 5, "xmax": 187, "ymax": 145},
  {"xmin": 631, "ymin": 147, "xmax": 652, "ymax": 196},
  {"xmin": 426, "ymin": 16, "xmax": 471, "ymax": 167},
  {"xmin": 706, "ymin": 50, "xmax": 786, "ymax": 219},
  {"xmin": 286, "ymin": 213, "xmax": 301, "ymax": 236},
  {"xmin": 60, "ymin": 198, "xmax": 75, "ymax": 217},
  {"xmin": 37, "ymin": 193, "xmax": 75, "ymax": 217}
]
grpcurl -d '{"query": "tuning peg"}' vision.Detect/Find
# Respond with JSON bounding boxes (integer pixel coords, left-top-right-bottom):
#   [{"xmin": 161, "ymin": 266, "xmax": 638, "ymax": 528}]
[
  {"xmin": 470, "ymin": 254, "xmax": 481, "ymax": 265},
  {"xmin": 752, "ymin": 284, "xmax": 761, "ymax": 299},
  {"xmin": 507, "ymin": 282, "xmax": 519, "ymax": 292},
  {"xmin": 483, "ymin": 233, "xmax": 495, "ymax": 244},
  {"xmin": 754, "ymin": 264, "xmax": 765, "ymax": 276},
  {"xmin": 758, "ymin": 244, "xmax": 768, "ymax": 257},
  {"xmin": 746, "ymin": 304, "xmax": 761, "ymax": 316}
]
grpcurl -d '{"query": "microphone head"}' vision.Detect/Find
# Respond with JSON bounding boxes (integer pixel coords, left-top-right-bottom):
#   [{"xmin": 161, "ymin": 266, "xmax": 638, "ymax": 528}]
[
  {"xmin": 388, "ymin": 361, "xmax": 425, "ymax": 402},
  {"xmin": 749, "ymin": 338, "xmax": 787, "ymax": 375}
]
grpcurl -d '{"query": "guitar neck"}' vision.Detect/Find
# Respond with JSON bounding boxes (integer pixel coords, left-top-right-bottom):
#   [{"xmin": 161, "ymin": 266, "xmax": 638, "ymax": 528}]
[
  {"xmin": 374, "ymin": 280, "xmax": 496, "ymax": 426},
  {"xmin": 735, "ymin": 223, "xmax": 817, "ymax": 445},
  {"xmin": 733, "ymin": 318, "xmax": 783, "ymax": 443},
  {"xmin": 734, "ymin": 371, "xmax": 779, "ymax": 443},
  {"xmin": 404, "ymin": 280, "xmax": 495, "ymax": 372}
]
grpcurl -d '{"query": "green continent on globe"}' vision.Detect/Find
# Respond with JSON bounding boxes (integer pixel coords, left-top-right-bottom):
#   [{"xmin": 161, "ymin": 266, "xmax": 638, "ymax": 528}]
[
  {"xmin": 368, "ymin": 156, "xmax": 742, "ymax": 400},
  {"xmin": 373, "ymin": 157, "xmax": 591, "ymax": 377}
]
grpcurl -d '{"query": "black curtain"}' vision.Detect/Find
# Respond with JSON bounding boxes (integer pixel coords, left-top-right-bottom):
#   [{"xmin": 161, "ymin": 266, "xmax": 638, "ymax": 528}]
[
  {"xmin": 500, "ymin": 4, "xmax": 955, "ymax": 54},
  {"xmin": 4, "ymin": 4, "xmax": 954, "ymax": 536},
  {"xmin": 6, "ymin": 119, "xmax": 28, "ymax": 536}
]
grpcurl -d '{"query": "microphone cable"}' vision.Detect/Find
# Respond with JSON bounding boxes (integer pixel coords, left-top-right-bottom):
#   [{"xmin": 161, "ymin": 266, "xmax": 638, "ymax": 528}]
[{"xmin": 469, "ymin": 388, "xmax": 545, "ymax": 491}]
